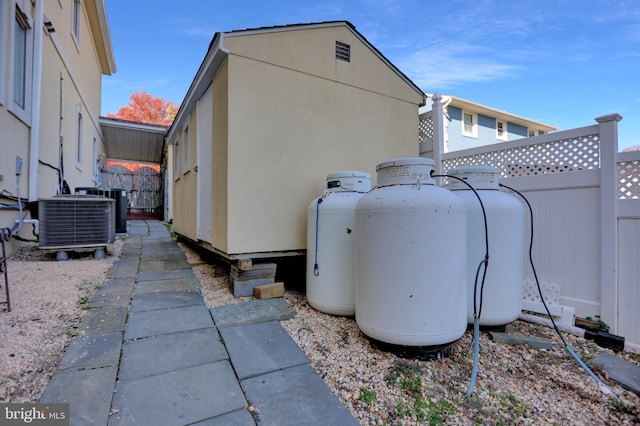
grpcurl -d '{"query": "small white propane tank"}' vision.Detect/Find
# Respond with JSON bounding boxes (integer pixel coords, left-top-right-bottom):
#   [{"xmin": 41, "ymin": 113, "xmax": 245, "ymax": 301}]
[
  {"xmin": 306, "ymin": 171, "xmax": 371, "ymax": 316},
  {"xmin": 355, "ymin": 157, "xmax": 467, "ymax": 347},
  {"xmin": 448, "ymin": 165, "xmax": 524, "ymax": 327}
]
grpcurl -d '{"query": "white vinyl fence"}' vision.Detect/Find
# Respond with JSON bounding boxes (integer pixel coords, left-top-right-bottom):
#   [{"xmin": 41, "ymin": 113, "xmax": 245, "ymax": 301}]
[{"xmin": 422, "ymin": 103, "xmax": 640, "ymax": 351}]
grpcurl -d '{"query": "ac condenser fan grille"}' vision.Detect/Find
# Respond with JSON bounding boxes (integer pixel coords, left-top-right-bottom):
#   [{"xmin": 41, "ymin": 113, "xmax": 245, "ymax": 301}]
[{"xmin": 39, "ymin": 196, "xmax": 116, "ymax": 249}]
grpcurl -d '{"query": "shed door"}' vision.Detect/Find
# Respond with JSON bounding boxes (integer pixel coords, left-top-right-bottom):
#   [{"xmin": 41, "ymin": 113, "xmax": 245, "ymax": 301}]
[{"xmin": 196, "ymin": 83, "xmax": 213, "ymax": 242}]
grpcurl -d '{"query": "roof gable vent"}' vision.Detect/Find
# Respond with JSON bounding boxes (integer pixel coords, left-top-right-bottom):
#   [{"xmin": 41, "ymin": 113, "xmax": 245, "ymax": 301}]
[{"xmin": 335, "ymin": 41, "xmax": 350, "ymax": 62}]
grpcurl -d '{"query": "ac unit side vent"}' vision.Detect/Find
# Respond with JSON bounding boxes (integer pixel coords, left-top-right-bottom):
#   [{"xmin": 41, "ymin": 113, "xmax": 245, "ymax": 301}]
[{"xmin": 39, "ymin": 196, "xmax": 116, "ymax": 249}]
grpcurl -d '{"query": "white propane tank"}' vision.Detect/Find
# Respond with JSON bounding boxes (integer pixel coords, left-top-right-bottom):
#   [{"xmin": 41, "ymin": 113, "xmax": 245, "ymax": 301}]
[
  {"xmin": 355, "ymin": 157, "xmax": 467, "ymax": 348},
  {"xmin": 306, "ymin": 171, "xmax": 371, "ymax": 316},
  {"xmin": 448, "ymin": 166, "xmax": 524, "ymax": 327}
]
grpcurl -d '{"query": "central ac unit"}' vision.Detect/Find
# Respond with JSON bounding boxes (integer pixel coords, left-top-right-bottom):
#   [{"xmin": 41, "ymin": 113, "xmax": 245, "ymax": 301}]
[{"xmin": 38, "ymin": 195, "xmax": 116, "ymax": 249}]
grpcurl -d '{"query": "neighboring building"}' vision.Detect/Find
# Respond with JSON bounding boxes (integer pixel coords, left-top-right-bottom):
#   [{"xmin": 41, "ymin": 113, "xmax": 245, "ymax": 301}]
[
  {"xmin": 166, "ymin": 21, "xmax": 425, "ymax": 262},
  {"xmin": 419, "ymin": 94, "xmax": 557, "ymax": 155},
  {"xmin": 0, "ymin": 0, "xmax": 116, "ymax": 255}
]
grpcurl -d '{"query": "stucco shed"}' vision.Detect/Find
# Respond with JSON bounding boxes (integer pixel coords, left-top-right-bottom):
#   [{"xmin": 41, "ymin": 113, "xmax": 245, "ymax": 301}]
[{"xmin": 166, "ymin": 21, "xmax": 425, "ymax": 260}]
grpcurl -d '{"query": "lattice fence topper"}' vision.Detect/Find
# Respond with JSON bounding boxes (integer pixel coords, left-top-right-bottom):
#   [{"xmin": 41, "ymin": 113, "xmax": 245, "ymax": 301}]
[
  {"xmin": 418, "ymin": 112, "xmax": 434, "ymax": 144},
  {"xmin": 522, "ymin": 278, "xmax": 560, "ymax": 307},
  {"xmin": 443, "ymin": 134, "xmax": 600, "ymax": 178},
  {"xmin": 618, "ymin": 159, "xmax": 640, "ymax": 200}
]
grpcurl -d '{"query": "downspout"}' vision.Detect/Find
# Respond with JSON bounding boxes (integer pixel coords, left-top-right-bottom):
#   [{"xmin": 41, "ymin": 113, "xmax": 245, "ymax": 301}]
[{"xmin": 28, "ymin": 0, "xmax": 44, "ymax": 202}]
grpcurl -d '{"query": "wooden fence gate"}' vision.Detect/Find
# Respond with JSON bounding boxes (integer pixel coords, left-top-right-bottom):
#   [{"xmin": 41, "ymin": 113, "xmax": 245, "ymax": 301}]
[{"xmin": 101, "ymin": 164, "xmax": 163, "ymax": 214}]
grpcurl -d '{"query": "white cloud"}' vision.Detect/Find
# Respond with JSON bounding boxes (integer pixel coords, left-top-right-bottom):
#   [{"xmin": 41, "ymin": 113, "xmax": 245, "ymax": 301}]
[{"xmin": 397, "ymin": 44, "xmax": 521, "ymax": 91}]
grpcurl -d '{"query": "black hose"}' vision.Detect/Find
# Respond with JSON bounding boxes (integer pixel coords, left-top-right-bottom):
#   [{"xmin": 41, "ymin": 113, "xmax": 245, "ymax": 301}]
[
  {"xmin": 498, "ymin": 183, "xmax": 569, "ymax": 347},
  {"xmin": 431, "ymin": 171, "xmax": 489, "ymax": 318}
]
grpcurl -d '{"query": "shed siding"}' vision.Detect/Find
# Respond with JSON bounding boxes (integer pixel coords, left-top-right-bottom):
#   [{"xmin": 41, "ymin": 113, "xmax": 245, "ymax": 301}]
[
  {"xmin": 173, "ymin": 23, "xmax": 423, "ymax": 257},
  {"xmin": 226, "ymin": 54, "xmax": 419, "ymax": 254}
]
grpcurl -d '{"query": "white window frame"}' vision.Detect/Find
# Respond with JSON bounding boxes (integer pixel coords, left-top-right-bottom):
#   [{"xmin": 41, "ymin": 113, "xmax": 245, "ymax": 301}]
[
  {"xmin": 182, "ymin": 125, "xmax": 190, "ymax": 174},
  {"xmin": 528, "ymin": 128, "xmax": 536, "ymax": 138},
  {"xmin": 496, "ymin": 120, "xmax": 507, "ymax": 141},
  {"xmin": 76, "ymin": 103, "xmax": 83, "ymax": 169},
  {"xmin": 462, "ymin": 111, "xmax": 477, "ymax": 138},
  {"xmin": 9, "ymin": 1, "xmax": 33, "ymax": 124},
  {"xmin": 71, "ymin": 0, "xmax": 80, "ymax": 48}
]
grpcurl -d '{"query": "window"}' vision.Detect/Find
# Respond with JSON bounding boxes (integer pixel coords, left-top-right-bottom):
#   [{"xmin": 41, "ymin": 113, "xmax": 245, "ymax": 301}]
[
  {"xmin": 496, "ymin": 120, "xmax": 507, "ymax": 141},
  {"xmin": 462, "ymin": 111, "xmax": 477, "ymax": 138},
  {"xmin": 76, "ymin": 104, "xmax": 83, "ymax": 168},
  {"xmin": 10, "ymin": 3, "xmax": 32, "ymax": 122},
  {"xmin": 528, "ymin": 129, "xmax": 536, "ymax": 138},
  {"xmin": 71, "ymin": 0, "xmax": 80, "ymax": 45},
  {"xmin": 182, "ymin": 126, "xmax": 190, "ymax": 173}
]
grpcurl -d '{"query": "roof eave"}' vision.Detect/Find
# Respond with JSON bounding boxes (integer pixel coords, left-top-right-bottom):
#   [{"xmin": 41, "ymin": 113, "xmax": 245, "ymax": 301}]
[
  {"xmin": 441, "ymin": 95, "xmax": 557, "ymax": 131},
  {"xmin": 85, "ymin": 0, "xmax": 116, "ymax": 75}
]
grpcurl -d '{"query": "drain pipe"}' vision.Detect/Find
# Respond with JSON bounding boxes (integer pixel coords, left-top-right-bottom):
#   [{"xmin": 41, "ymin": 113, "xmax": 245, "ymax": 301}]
[
  {"xmin": 518, "ymin": 312, "xmax": 586, "ymax": 338},
  {"xmin": 28, "ymin": 0, "xmax": 44, "ymax": 203}
]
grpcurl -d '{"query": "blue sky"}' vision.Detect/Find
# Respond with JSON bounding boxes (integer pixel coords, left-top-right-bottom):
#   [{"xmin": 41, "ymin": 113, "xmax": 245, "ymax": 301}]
[{"xmin": 102, "ymin": 0, "xmax": 640, "ymax": 150}]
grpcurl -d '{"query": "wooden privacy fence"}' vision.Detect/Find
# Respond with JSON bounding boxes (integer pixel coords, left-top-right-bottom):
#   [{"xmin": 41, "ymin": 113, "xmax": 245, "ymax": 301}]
[
  {"xmin": 423, "ymin": 109, "xmax": 640, "ymax": 351},
  {"xmin": 101, "ymin": 165, "xmax": 163, "ymax": 213}
]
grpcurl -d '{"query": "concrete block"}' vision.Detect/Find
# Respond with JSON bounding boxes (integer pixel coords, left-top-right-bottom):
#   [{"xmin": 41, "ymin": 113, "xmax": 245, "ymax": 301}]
[
  {"xmin": 254, "ymin": 282, "xmax": 285, "ymax": 299},
  {"xmin": 230, "ymin": 263, "xmax": 277, "ymax": 280},
  {"xmin": 211, "ymin": 298, "xmax": 296, "ymax": 328},
  {"xmin": 592, "ymin": 352, "xmax": 640, "ymax": 396},
  {"xmin": 489, "ymin": 330, "xmax": 554, "ymax": 350},
  {"xmin": 236, "ymin": 258, "xmax": 252, "ymax": 271},
  {"xmin": 232, "ymin": 277, "xmax": 275, "ymax": 297}
]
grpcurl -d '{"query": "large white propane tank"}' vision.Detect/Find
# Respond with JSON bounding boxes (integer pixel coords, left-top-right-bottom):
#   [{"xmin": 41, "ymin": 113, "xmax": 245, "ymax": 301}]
[
  {"xmin": 447, "ymin": 165, "xmax": 524, "ymax": 327},
  {"xmin": 306, "ymin": 171, "xmax": 371, "ymax": 316},
  {"xmin": 355, "ymin": 157, "xmax": 467, "ymax": 348}
]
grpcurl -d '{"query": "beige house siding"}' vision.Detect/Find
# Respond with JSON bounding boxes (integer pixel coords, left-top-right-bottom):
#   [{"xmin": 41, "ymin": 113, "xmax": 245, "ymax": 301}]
[
  {"xmin": 0, "ymin": 0, "xmax": 114, "ymax": 255},
  {"xmin": 169, "ymin": 22, "xmax": 424, "ymax": 258}
]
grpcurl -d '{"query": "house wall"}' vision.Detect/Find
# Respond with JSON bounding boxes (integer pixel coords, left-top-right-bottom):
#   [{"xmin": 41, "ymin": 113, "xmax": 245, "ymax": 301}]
[
  {"xmin": 0, "ymin": 0, "xmax": 111, "ymax": 255},
  {"xmin": 446, "ymin": 106, "xmax": 544, "ymax": 152},
  {"xmin": 41, "ymin": 1, "xmax": 106, "ymax": 194}
]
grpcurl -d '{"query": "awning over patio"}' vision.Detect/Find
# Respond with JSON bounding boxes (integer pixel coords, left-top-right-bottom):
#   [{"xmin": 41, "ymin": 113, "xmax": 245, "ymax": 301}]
[{"xmin": 99, "ymin": 117, "xmax": 167, "ymax": 164}]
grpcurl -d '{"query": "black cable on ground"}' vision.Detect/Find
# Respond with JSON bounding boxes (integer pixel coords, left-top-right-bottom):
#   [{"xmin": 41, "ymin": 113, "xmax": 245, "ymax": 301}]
[
  {"xmin": 431, "ymin": 171, "xmax": 489, "ymax": 396},
  {"xmin": 499, "ymin": 183, "xmax": 616, "ymax": 397}
]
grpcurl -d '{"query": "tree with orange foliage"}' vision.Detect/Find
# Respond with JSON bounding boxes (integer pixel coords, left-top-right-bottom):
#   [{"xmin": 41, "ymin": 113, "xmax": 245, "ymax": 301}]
[{"xmin": 106, "ymin": 90, "xmax": 178, "ymax": 126}]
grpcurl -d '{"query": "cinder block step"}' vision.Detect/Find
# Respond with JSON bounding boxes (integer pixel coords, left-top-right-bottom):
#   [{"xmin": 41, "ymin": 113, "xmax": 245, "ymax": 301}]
[
  {"xmin": 232, "ymin": 277, "xmax": 275, "ymax": 297},
  {"xmin": 230, "ymin": 263, "xmax": 278, "ymax": 297}
]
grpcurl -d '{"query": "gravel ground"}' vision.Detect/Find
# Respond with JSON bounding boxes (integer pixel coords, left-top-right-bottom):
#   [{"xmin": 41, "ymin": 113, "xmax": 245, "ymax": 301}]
[
  {"xmin": 0, "ymin": 240, "xmax": 123, "ymax": 403},
  {"xmin": 2, "ymin": 237, "xmax": 639, "ymax": 426},
  {"xmin": 184, "ymin": 244, "xmax": 640, "ymax": 425}
]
